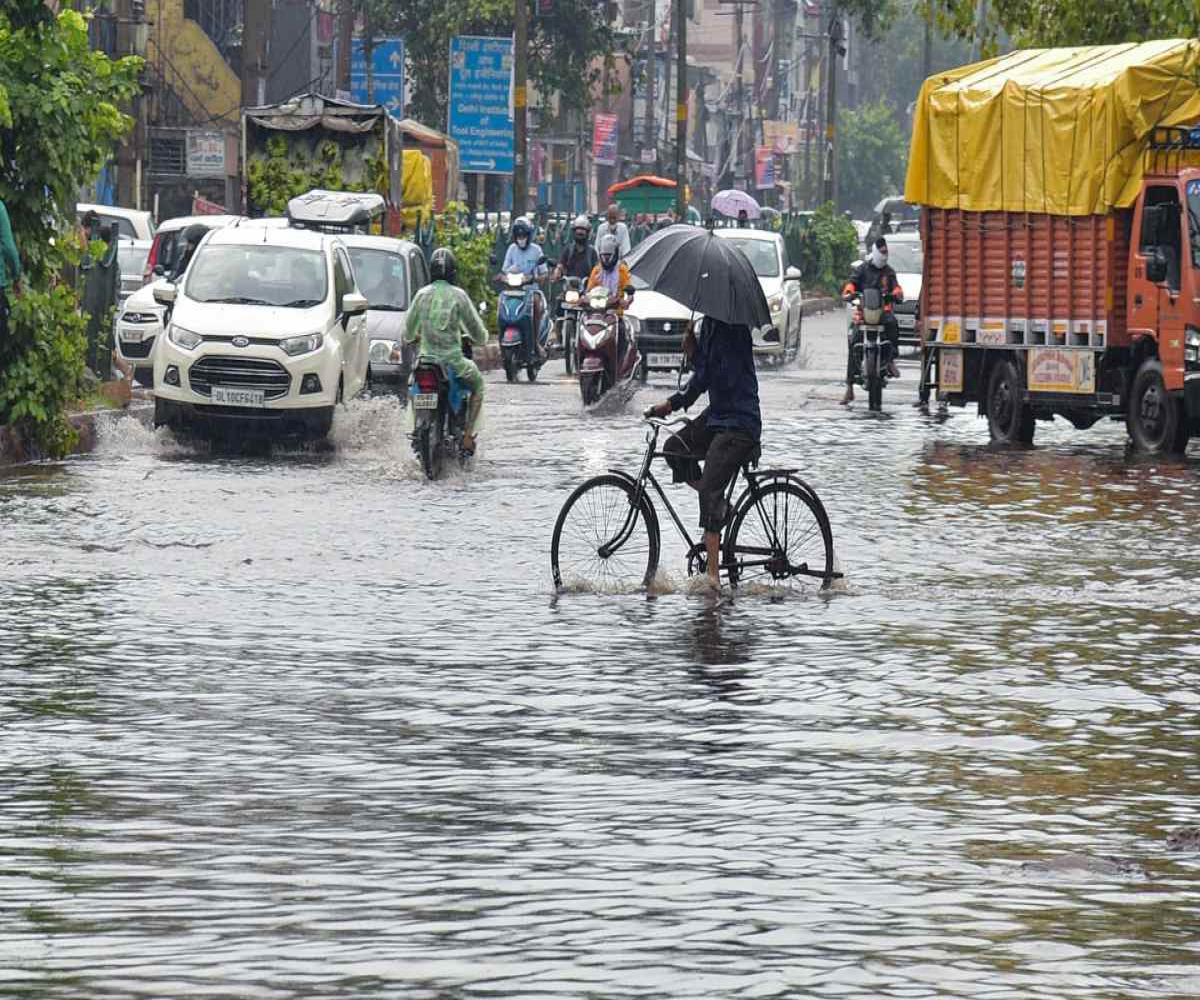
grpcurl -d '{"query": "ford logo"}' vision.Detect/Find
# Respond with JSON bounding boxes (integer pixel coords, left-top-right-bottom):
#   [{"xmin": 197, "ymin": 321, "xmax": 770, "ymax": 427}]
[{"xmin": 232, "ymin": 336, "xmax": 249, "ymax": 348}]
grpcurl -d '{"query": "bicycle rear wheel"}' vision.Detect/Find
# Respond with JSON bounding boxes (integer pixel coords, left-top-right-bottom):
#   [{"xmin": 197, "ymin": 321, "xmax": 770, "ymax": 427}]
[
  {"xmin": 725, "ymin": 479, "xmax": 834, "ymax": 589},
  {"xmin": 551, "ymin": 474, "xmax": 660, "ymax": 592}
]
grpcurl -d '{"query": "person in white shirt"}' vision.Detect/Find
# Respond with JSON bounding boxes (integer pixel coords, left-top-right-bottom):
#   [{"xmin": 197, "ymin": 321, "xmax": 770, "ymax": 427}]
[{"xmin": 594, "ymin": 203, "xmax": 631, "ymax": 259}]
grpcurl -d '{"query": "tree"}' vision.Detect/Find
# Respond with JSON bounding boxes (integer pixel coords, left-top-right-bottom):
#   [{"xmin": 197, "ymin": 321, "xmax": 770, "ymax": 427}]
[
  {"xmin": 390, "ymin": 0, "xmax": 621, "ymax": 130},
  {"xmin": 837, "ymin": 100, "xmax": 906, "ymax": 218},
  {"xmin": 0, "ymin": 4, "xmax": 141, "ymax": 454},
  {"xmin": 932, "ymin": 0, "xmax": 1199, "ymax": 53}
]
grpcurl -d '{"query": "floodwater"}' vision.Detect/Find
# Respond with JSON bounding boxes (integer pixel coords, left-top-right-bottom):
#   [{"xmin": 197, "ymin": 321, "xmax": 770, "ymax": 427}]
[{"xmin": 1, "ymin": 312, "xmax": 1198, "ymax": 999}]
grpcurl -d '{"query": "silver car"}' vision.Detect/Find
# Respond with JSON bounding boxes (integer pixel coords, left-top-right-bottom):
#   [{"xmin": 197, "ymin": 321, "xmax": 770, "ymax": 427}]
[{"xmin": 341, "ymin": 235, "xmax": 430, "ymax": 388}]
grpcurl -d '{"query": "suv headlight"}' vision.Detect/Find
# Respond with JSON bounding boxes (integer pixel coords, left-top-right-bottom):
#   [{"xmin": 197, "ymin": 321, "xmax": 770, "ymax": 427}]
[
  {"xmin": 1186, "ymin": 326, "xmax": 1200, "ymax": 365},
  {"xmin": 280, "ymin": 332, "xmax": 324, "ymax": 357},
  {"xmin": 768, "ymin": 292, "xmax": 785, "ymax": 314},
  {"xmin": 168, "ymin": 324, "xmax": 202, "ymax": 350}
]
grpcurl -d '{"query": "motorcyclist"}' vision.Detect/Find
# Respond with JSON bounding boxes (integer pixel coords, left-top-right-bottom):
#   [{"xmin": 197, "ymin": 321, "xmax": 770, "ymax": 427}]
[
  {"xmin": 498, "ymin": 217, "xmax": 549, "ymax": 355},
  {"xmin": 551, "ymin": 215, "xmax": 598, "ymax": 347},
  {"xmin": 169, "ymin": 223, "xmax": 209, "ymax": 282},
  {"xmin": 586, "ymin": 234, "xmax": 633, "ymax": 356},
  {"xmin": 841, "ymin": 236, "xmax": 903, "ymax": 405},
  {"xmin": 403, "ymin": 248, "xmax": 489, "ymax": 455}
]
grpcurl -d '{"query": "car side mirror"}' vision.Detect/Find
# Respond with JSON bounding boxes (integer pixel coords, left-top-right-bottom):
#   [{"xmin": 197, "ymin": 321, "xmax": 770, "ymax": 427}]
[
  {"xmin": 785, "ymin": 266, "xmax": 802, "ymax": 281},
  {"xmin": 343, "ymin": 291, "xmax": 369, "ymax": 315},
  {"xmin": 1146, "ymin": 246, "xmax": 1168, "ymax": 284},
  {"xmin": 152, "ymin": 283, "xmax": 177, "ymax": 306},
  {"xmin": 624, "ymin": 285, "xmax": 635, "ymax": 296},
  {"xmin": 153, "ymin": 263, "xmax": 165, "ymax": 276}
]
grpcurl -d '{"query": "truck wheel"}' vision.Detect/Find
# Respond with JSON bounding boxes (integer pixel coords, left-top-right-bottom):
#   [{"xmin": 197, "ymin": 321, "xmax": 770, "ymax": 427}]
[
  {"xmin": 1127, "ymin": 358, "xmax": 1189, "ymax": 454},
  {"xmin": 986, "ymin": 358, "xmax": 1034, "ymax": 445}
]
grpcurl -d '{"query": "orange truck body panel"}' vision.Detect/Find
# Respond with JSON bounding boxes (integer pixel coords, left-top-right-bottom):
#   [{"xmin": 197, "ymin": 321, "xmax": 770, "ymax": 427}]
[{"xmin": 922, "ymin": 208, "xmax": 1131, "ymax": 350}]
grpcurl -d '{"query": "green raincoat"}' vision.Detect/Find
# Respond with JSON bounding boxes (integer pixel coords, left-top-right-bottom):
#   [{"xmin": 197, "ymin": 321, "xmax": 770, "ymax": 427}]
[{"xmin": 403, "ymin": 280, "xmax": 489, "ymax": 388}]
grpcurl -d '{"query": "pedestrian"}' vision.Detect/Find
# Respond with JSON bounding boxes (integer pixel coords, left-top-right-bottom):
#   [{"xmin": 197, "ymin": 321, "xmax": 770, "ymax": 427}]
[
  {"xmin": 81, "ymin": 222, "xmax": 119, "ymax": 378},
  {"xmin": 0, "ymin": 196, "xmax": 21, "ymax": 344},
  {"xmin": 737, "ymin": 208, "xmax": 750, "ymax": 228},
  {"xmin": 594, "ymin": 203, "xmax": 632, "ymax": 259}
]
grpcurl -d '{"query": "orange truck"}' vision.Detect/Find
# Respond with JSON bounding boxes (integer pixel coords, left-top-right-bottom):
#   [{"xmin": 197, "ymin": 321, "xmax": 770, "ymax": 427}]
[{"xmin": 907, "ymin": 40, "xmax": 1200, "ymax": 452}]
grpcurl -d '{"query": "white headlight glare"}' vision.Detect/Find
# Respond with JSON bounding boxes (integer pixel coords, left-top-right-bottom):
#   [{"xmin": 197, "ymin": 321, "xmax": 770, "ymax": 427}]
[
  {"xmin": 280, "ymin": 332, "xmax": 324, "ymax": 357},
  {"xmin": 168, "ymin": 324, "xmax": 202, "ymax": 350},
  {"xmin": 1186, "ymin": 326, "xmax": 1200, "ymax": 347},
  {"xmin": 768, "ymin": 294, "xmax": 784, "ymax": 313},
  {"xmin": 369, "ymin": 341, "xmax": 392, "ymax": 363}
]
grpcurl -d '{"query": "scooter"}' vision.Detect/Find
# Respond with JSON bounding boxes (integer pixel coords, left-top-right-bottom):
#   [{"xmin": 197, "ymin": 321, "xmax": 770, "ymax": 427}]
[
  {"xmin": 577, "ymin": 284, "xmax": 642, "ymax": 406},
  {"xmin": 409, "ymin": 343, "xmax": 473, "ymax": 481},
  {"xmin": 846, "ymin": 287, "xmax": 894, "ymax": 411},
  {"xmin": 496, "ymin": 265, "xmax": 550, "ymax": 383},
  {"xmin": 557, "ymin": 276, "xmax": 585, "ymax": 376}
]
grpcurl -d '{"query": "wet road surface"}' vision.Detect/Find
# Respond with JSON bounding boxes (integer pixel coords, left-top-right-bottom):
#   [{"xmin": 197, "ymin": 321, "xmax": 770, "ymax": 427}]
[{"xmin": 1, "ymin": 311, "xmax": 1199, "ymax": 998}]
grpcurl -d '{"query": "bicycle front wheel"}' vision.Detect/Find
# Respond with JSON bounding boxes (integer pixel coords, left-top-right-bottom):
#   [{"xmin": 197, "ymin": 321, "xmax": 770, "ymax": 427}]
[
  {"xmin": 725, "ymin": 479, "xmax": 833, "ymax": 589},
  {"xmin": 551, "ymin": 474, "xmax": 660, "ymax": 592}
]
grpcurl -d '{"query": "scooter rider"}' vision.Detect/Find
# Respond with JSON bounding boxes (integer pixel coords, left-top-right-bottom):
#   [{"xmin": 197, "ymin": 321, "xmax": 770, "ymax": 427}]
[
  {"xmin": 841, "ymin": 236, "xmax": 904, "ymax": 405},
  {"xmin": 552, "ymin": 215, "xmax": 598, "ymax": 346},
  {"xmin": 499, "ymin": 217, "xmax": 549, "ymax": 354},
  {"xmin": 586, "ymin": 234, "xmax": 633, "ymax": 355},
  {"xmin": 403, "ymin": 248, "xmax": 489, "ymax": 455}
]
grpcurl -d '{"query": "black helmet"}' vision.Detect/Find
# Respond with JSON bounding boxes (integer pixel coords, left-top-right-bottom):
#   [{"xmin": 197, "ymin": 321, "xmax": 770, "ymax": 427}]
[
  {"xmin": 183, "ymin": 223, "xmax": 209, "ymax": 246},
  {"xmin": 511, "ymin": 218, "xmax": 532, "ymax": 243},
  {"xmin": 430, "ymin": 247, "xmax": 457, "ymax": 283}
]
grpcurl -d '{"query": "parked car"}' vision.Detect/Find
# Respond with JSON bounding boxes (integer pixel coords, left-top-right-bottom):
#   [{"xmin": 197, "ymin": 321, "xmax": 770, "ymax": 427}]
[
  {"xmin": 151, "ymin": 225, "xmax": 370, "ymax": 438},
  {"xmin": 341, "ymin": 236, "xmax": 429, "ymax": 387},
  {"xmin": 114, "ymin": 215, "xmax": 245, "ymax": 388},
  {"xmin": 843, "ymin": 231, "xmax": 924, "ymax": 354},
  {"xmin": 76, "ymin": 203, "xmax": 155, "ymax": 242},
  {"xmin": 116, "ymin": 239, "xmax": 151, "ymax": 306},
  {"xmin": 713, "ymin": 228, "xmax": 804, "ymax": 361},
  {"xmin": 143, "ymin": 214, "xmax": 244, "ymax": 283}
]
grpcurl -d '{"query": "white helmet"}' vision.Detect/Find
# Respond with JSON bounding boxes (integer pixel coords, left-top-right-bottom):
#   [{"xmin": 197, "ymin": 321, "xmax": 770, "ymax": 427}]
[{"xmin": 598, "ymin": 233, "xmax": 619, "ymax": 270}]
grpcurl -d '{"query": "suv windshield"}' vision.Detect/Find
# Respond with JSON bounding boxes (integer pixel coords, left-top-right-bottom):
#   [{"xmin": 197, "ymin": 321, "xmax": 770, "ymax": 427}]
[
  {"xmin": 886, "ymin": 241, "xmax": 923, "ymax": 273},
  {"xmin": 347, "ymin": 248, "xmax": 408, "ymax": 310},
  {"xmin": 720, "ymin": 237, "xmax": 780, "ymax": 277},
  {"xmin": 186, "ymin": 245, "xmax": 328, "ymax": 308}
]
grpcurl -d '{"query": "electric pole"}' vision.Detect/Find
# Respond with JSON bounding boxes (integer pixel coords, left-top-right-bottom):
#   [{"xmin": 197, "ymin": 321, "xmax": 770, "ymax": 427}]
[
  {"xmin": 735, "ymin": 0, "xmax": 745, "ymax": 184},
  {"xmin": 644, "ymin": 0, "xmax": 656, "ymax": 161},
  {"xmin": 242, "ymin": 0, "xmax": 272, "ymax": 107},
  {"xmin": 675, "ymin": 0, "xmax": 687, "ymax": 215},
  {"xmin": 823, "ymin": 7, "xmax": 841, "ymax": 206},
  {"xmin": 336, "ymin": 0, "xmax": 352, "ymax": 94},
  {"xmin": 922, "ymin": 0, "xmax": 932, "ymax": 81},
  {"xmin": 513, "ymin": 0, "xmax": 529, "ymax": 217}
]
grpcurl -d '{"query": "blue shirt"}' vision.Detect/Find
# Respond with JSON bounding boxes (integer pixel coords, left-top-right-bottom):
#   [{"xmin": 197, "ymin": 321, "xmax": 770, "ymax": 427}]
[
  {"xmin": 502, "ymin": 242, "xmax": 548, "ymax": 278},
  {"xmin": 669, "ymin": 318, "xmax": 761, "ymax": 441}
]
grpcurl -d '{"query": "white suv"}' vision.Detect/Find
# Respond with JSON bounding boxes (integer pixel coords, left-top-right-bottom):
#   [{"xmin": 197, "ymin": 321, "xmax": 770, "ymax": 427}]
[{"xmin": 152, "ymin": 226, "xmax": 369, "ymax": 438}]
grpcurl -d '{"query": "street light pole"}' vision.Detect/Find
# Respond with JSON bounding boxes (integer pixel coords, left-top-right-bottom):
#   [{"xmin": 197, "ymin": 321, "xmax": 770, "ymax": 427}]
[
  {"xmin": 675, "ymin": 0, "xmax": 687, "ymax": 217},
  {"xmin": 823, "ymin": 6, "xmax": 841, "ymax": 206},
  {"xmin": 513, "ymin": 0, "xmax": 529, "ymax": 217}
]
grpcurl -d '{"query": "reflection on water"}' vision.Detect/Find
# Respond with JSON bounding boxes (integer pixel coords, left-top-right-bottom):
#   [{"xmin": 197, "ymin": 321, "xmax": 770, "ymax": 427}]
[{"xmin": 2, "ymin": 323, "xmax": 1199, "ymax": 998}]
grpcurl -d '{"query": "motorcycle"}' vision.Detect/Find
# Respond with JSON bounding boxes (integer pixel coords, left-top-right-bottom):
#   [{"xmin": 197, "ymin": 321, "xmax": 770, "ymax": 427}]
[
  {"xmin": 847, "ymin": 287, "xmax": 894, "ymax": 412},
  {"xmin": 409, "ymin": 340, "xmax": 474, "ymax": 481},
  {"xmin": 496, "ymin": 265, "xmax": 550, "ymax": 383},
  {"xmin": 577, "ymin": 284, "xmax": 642, "ymax": 406},
  {"xmin": 557, "ymin": 276, "xmax": 585, "ymax": 376}
]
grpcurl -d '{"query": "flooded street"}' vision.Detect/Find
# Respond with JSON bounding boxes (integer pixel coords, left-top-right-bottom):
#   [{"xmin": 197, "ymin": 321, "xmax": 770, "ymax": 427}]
[{"xmin": 2, "ymin": 311, "xmax": 1199, "ymax": 999}]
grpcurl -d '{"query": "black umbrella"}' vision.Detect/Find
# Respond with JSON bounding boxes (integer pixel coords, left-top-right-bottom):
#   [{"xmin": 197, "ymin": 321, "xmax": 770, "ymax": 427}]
[{"xmin": 625, "ymin": 224, "xmax": 772, "ymax": 331}]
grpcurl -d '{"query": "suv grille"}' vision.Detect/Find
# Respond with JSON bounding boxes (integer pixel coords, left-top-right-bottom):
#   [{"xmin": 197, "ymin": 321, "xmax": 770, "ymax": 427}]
[
  {"xmin": 893, "ymin": 299, "xmax": 918, "ymax": 315},
  {"xmin": 188, "ymin": 356, "xmax": 291, "ymax": 400},
  {"xmin": 119, "ymin": 336, "xmax": 155, "ymax": 359},
  {"xmin": 643, "ymin": 319, "xmax": 687, "ymax": 338}
]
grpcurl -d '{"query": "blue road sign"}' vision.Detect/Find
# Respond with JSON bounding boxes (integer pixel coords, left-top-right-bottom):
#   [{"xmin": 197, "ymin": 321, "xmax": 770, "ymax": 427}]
[
  {"xmin": 448, "ymin": 36, "xmax": 514, "ymax": 175},
  {"xmin": 351, "ymin": 37, "xmax": 405, "ymax": 119}
]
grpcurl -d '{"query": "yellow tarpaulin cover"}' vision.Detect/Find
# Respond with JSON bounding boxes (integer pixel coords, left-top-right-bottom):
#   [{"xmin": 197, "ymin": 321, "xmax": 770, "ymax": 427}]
[
  {"xmin": 905, "ymin": 39, "xmax": 1200, "ymax": 216},
  {"xmin": 401, "ymin": 149, "xmax": 433, "ymax": 228}
]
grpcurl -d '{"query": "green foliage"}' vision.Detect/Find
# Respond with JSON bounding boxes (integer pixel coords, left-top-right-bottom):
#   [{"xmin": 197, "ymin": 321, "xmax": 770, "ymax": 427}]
[
  {"xmin": 837, "ymin": 100, "xmax": 908, "ymax": 219},
  {"xmin": 793, "ymin": 204, "xmax": 859, "ymax": 295},
  {"xmin": 0, "ymin": 281, "xmax": 88, "ymax": 456},
  {"xmin": 932, "ymin": 0, "xmax": 1199, "ymax": 52},
  {"xmin": 435, "ymin": 202, "xmax": 498, "ymax": 321},
  {"xmin": 0, "ymin": 5, "xmax": 140, "ymax": 455},
  {"xmin": 390, "ymin": 0, "xmax": 620, "ymax": 129},
  {"xmin": 246, "ymin": 137, "xmax": 384, "ymax": 217}
]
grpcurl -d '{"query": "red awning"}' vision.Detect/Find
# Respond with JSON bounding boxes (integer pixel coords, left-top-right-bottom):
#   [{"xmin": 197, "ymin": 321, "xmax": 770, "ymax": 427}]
[{"xmin": 606, "ymin": 174, "xmax": 677, "ymax": 197}]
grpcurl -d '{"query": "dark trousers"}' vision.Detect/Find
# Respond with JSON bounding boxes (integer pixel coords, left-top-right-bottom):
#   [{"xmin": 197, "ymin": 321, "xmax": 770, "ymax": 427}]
[
  {"xmin": 663, "ymin": 410, "xmax": 758, "ymax": 532},
  {"xmin": 846, "ymin": 315, "xmax": 899, "ymax": 386},
  {"xmin": 0, "ymin": 288, "xmax": 9, "ymax": 344}
]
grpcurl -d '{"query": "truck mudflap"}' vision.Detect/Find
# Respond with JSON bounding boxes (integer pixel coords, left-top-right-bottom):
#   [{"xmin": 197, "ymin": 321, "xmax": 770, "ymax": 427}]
[{"xmin": 1186, "ymin": 374, "xmax": 1200, "ymax": 416}]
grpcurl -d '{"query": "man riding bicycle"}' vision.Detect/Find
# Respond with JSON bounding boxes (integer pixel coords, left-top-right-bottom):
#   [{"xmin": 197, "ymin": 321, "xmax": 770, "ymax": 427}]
[{"xmin": 648, "ymin": 316, "xmax": 761, "ymax": 588}]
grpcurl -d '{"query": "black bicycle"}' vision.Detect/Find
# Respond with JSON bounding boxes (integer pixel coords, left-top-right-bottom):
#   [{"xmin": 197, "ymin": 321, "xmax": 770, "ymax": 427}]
[{"xmin": 551, "ymin": 415, "xmax": 837, "ymax": 591}]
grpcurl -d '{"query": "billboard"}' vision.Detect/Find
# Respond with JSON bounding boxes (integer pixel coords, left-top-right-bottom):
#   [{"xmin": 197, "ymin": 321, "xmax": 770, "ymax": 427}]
[
  {"xmin": 351, "ymin": 37, "xmax": 405, "ymax": 118},
  {"xmin": 593, "ymin": 112, "xmax": 619, "ymax": 167},
  {"xmin": 448, "ymin": 36, "xmax": 514, "ymax": 174},
  {"xmin": 754, "ymin": 146, "xmax": 775, "ymax": 190}
]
